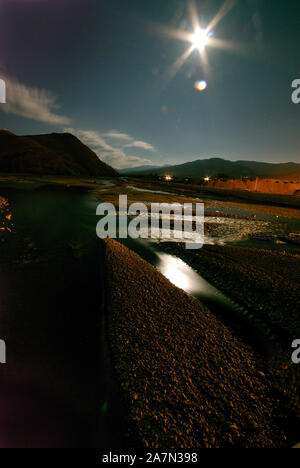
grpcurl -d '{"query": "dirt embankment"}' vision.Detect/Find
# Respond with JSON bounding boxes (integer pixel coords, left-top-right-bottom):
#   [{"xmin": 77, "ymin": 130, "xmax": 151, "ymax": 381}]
[
  {"xmin": 104, "ymin": 239, "xmax": 288, "ymax": 448},
  {"xmin": 207, "ymin": 178, "xmax": 300, "ymax": 196}
]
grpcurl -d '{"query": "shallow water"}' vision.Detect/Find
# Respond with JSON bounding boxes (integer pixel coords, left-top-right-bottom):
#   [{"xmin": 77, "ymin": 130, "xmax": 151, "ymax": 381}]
[
  {"xmin": 100, "ymin": 180, "xmax": 116, "ymax": 187},
  {"xmin": 126, "ymin": 185, "xmax": 174, "ymax": 195},
  {"xmin": 100, "ymin": 210, "xmax": 274, "ymax": 246},
  {"xmin": 0, "ymin": 186, "xmax": 127, "ymax": 448}
]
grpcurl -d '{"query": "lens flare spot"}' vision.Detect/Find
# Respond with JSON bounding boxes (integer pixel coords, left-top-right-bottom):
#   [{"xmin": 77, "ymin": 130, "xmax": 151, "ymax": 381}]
[{"xmin": 194, "ymin": 80, "xmax": 207, "ymax": 92}]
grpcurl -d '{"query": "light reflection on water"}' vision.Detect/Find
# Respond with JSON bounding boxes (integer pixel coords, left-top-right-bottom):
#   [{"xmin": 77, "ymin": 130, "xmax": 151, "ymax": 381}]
[
  {"xmin": 126, "ymin": 186, "xmax": 174, "ymax": 195},
  {"xmin": 123, "ymin": 238, "xmax": 226, "ymax": 302},
  {"xmin": 156, "ymin": 252, "xmax": 217, "ymax": 295}
]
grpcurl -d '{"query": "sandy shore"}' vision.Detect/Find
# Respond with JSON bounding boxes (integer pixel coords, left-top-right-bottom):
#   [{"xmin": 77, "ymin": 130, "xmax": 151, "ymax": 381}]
[{"xmin": 104, "ymin": 239, "xmax": 288, "ymax": 448}]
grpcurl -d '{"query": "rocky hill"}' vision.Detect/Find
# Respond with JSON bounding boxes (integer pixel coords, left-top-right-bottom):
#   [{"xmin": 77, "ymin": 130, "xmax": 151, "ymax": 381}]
[{"xmin": 0, "ymin": 130, "xmax": 118, "ymax": 177}]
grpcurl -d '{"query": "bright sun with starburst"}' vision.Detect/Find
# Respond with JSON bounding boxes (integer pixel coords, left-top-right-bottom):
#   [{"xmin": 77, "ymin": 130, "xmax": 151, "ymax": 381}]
[
  {"xmin": 153, "ymin": 0, "xmax": 241, "ymax": 83},
  {"xmin": 191, "ymin": 28, "xmax": 209, "ymax": 51}
]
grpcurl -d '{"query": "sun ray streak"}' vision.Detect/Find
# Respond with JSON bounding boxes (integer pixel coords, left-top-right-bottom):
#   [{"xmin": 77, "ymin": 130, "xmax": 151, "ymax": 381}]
[
  {"xmin": 150, "ymin": 22, "xmax": 192, "ymax": 44},
  {"xmin": 199, "ymin": 48, "xmax": 211, "ymax": 80},
  {"xmin": 207, "ymin": 0, "xmax": 239, "ymax": 33},
  {"xmin": 208, "ymin": 37, "xmax": 256, "ymax": 58},
  {"xmin": 168, "ymin": 45, "xmax": 195, "ymax": 80},
  {"xmin": 188, "ymin": 0, "xmax": 201, "ymax": 32}
]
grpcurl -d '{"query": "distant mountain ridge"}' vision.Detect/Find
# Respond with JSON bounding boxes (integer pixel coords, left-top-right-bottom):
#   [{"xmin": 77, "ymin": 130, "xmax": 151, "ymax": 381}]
[
  {"xmin": 124, "ymin": 157, "xmax": 300, "ymax": 179},
  {"xmin": 119, "ymin": 164, "xmax": 167, "ymax": 174},
  {"xmin": 0, "ymin": 130, "xmax": 118, "ymax": 177}
]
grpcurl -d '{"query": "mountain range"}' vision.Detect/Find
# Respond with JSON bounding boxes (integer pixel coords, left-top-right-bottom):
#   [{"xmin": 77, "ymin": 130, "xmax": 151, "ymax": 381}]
[
  {"xmin": 121, "ymin": 158, "xmax": 300, "ymax": 180},
  {"xmin": 0, "ymin": 130, "xmax": 118, "ymax": 177},
  {"xmin": 1, "ymin": 131, "xmax": 299, "ymax": 181}
]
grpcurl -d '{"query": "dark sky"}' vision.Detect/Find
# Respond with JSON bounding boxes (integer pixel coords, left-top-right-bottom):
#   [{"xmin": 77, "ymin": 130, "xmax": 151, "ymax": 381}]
[{"xmin": 0, "ymin": 0, "xmax": 299, "ymax": 168}]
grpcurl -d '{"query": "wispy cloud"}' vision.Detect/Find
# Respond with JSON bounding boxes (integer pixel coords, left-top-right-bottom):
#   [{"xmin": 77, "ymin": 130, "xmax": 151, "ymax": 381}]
[
  {"xmin": 1, "ymin": 75, "xmax": 71, "ymax": 125},
  {"xmin": 103, "ymin": 131, "xmax": 155, "ymax": 151},
  {"xmin": 65, "ymin": 128, "xmax": 114, "ymax": 152},
  {"xmin": 124, "ymin": 140, "xmax": 155, "ymax": 151},
  {"xmin": 65, "ymin": 127, "xmax": 153, "ymax": 169},
  {"xmin": 102, "ymin": 130, "xmax": 132, "ymax": 141},
  {"xmin": 101, "ymin": 151, "xmax": 153, "ymax": 170}
]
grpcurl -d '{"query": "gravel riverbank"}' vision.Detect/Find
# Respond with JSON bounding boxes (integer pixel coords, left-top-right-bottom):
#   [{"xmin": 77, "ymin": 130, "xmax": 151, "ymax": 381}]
[
  {"xmin": 160, "ymin": 243, "xmax": 300, "ymax": 431},
  {"xmin": 104, "ymin": 239, "xmax": 288, "ymax": 448}
]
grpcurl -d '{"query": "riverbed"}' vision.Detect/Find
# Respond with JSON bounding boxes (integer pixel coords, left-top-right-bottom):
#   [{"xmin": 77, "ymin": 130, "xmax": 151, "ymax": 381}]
[{"xmin": 0, "ymin": 181, "xmax": 298, "ymax": 447}]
